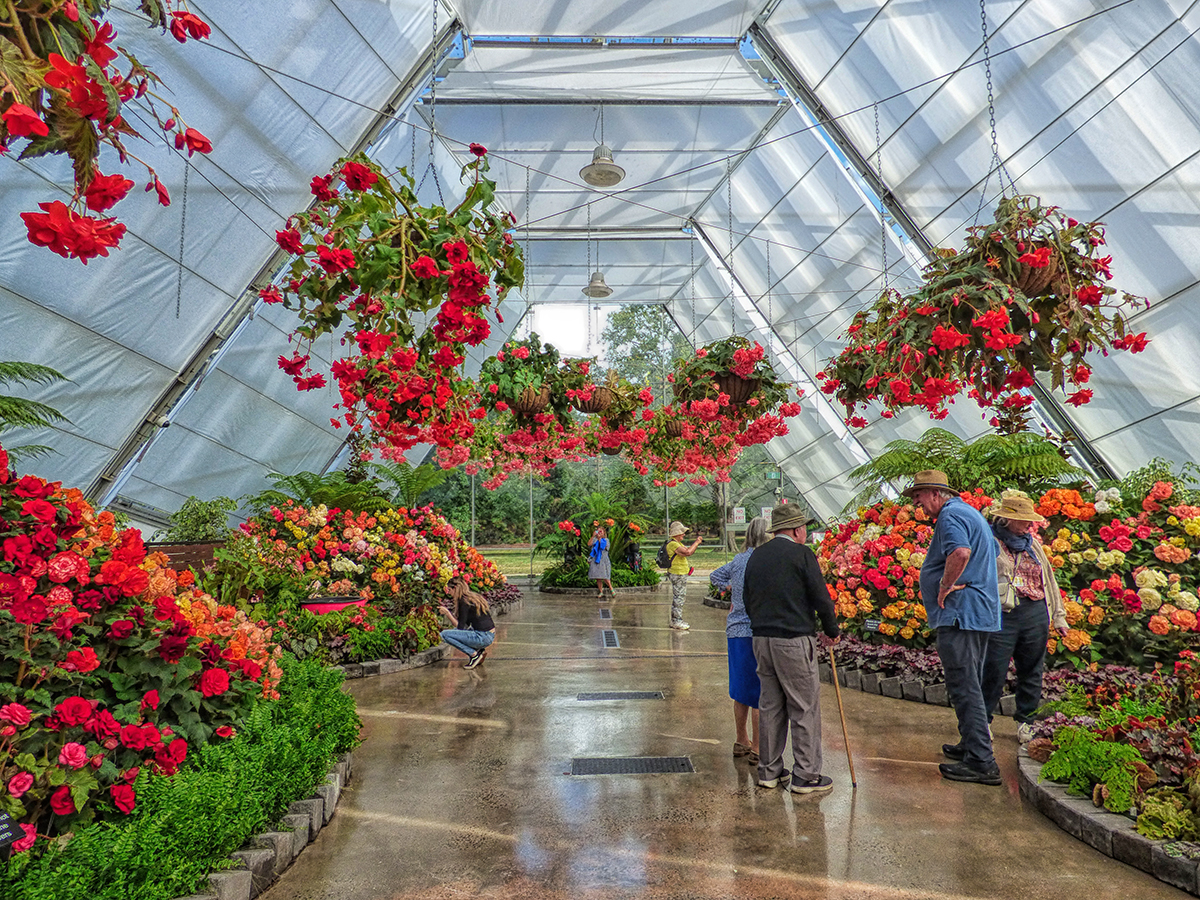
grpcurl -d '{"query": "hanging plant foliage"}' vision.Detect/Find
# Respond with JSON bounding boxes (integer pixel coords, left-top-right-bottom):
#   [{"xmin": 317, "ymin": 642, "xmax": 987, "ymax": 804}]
[
  {"xmin": 4, "ymin": 1, "xmax": 215, "ymax": 263},
  {"xmin": 267, "ymin": 148, "xmax": 522, "ymax": 454},
  {"xmin": 818, "ymin": 194, "xmax": 1150, "ymax": 433}
]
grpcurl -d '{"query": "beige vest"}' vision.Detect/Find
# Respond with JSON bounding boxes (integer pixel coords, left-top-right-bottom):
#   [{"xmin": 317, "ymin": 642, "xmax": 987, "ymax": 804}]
[{"xmin": 995, "ymin": 537, "xmax": 1068, "ymax": 630}]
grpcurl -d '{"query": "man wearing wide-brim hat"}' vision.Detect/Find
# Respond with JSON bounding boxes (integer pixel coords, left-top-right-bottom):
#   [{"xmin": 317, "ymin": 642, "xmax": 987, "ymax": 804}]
[
  {"xmin": 904, "ymin": 470, "xmax": 1002, "ymax": 786},
  {"xmin": 742, "ymin": 503, "xmax": 840, "ymax": 794},
  {"xmin": 980, "ymin": 494, "xmax": 1069, "ymax": 746}
]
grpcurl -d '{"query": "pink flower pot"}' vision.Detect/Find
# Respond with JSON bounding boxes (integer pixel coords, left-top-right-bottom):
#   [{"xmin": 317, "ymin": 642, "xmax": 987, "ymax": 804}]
[{"xmin": 301, "ymin": 597, "xmax": 368, "ymax": 615}]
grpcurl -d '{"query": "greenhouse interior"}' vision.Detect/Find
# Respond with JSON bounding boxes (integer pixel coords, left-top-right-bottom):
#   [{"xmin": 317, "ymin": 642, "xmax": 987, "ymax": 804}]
[{"xmin": 3, "ymin": 1, "xmax": 1200, "ymax": 898}]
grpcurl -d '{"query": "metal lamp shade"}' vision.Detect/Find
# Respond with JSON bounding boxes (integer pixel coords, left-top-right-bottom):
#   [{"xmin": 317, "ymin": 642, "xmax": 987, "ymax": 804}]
[
  {"xmin": 581, "ymin": 271, "xmax": 613, "ymax": 298},
  {"xmin": 580, "ymin": 144, "xmax": 625, "ymax": 187}
]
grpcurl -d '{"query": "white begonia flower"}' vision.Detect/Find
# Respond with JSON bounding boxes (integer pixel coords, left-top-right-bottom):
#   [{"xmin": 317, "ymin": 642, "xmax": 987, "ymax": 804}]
[
  {"xmin": 1138, "ymin": 587, "xmax": 1163, "ymax": 610},
  {"xmin": 1175, "ymin": 592, "xmax": 1200, "ymax": 612},
  {"xmin": 1134, "ymin": 568, "xmax": 1169, "ymax": 589},
  {"xmin": 1094, "ymin": 500, "xmax": 1110, "ymax": 515},
  {"xmin": 1105, "ymin": 488, "xmax": 1122, "ymax": 502}
]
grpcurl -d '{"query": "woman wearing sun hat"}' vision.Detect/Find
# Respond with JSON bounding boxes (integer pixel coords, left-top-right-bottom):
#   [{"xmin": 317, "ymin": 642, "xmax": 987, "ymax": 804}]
[
  {"xmin": 980, "ymin": 493, "xmax": 1069, "ymax": 744},
  {"xmin": 665, "ymin": 521, "xmax": 702, "ymax": 630}
]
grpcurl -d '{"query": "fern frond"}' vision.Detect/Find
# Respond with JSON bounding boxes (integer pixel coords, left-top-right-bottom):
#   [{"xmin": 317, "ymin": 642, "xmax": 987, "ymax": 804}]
[{"xmin": 0, "ymin": 361, "xmax": 68, "ymax": 388}]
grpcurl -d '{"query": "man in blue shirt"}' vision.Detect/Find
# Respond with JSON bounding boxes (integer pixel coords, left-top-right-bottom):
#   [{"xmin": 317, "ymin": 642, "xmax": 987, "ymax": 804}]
[{"xmin": 906, "ymin": 470, "xmax": 1001, "ymax": 785}]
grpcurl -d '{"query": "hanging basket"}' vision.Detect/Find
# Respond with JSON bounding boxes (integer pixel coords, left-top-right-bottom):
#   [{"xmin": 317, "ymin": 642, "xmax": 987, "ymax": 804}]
[
  {"xmin": 512, "ymin": 386, "xmax": 551, "ymax": 417},
  {"xmin": 570, "ymin": 386, "xmax": 615, "ymax": 414},
  {"xmin": 716, "ymin": 374, "xmax": 760, "ymax": 405},
  {"xmin": 601, "ymin": 445, "xmax": 623, "ymax": 456},
  {"xmin": 1007, "ymin": 247, "xmax": 1059, "ymax": 299},
  {"xmin": 664, "ymin": 420, "xmax": 685, "ymax": 438}
]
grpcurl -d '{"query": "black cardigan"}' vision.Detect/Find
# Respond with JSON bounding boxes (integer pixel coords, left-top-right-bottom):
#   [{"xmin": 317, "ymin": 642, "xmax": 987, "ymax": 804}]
[{"xmin": 743, "ymin": 536, "xmax": 839, "ymax": 639}]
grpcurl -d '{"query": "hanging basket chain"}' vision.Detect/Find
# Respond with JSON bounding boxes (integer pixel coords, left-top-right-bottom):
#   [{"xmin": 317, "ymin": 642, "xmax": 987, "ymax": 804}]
[
  {"xmin": 875, "ymin": 101, "xmax": 888, "ymax": 292},
  {"xmin": 975, "ymin": 0, "xmax": 1014, "ymax": 222},
  {"xmin": 524, "ymin": 165, "xmax": 531, "ymax": 300},
  {"xmin": 766, "ymin": 239, "xmax": 773, "ymax": 357},
  {"xmin": 417, "ymin": 0, "xmax": 444, "ymax": 204},
  {"xmin": 727, "ymin": 156, "xmax": 736, "ymax": 334},
  {"xmin": 689, "ymin": 228, "xmax": 697, "ymax": 348},
  {"xmin": 175, "ymin": 159, "xmax": 189, "ymax": 319}
]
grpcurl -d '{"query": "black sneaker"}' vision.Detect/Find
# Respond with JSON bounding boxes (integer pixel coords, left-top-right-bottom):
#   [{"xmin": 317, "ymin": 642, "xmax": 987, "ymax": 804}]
[
  {"xmin": 938, "ymin": 761, "xmax": 1001, "ymax": 785},
  {"xmin": 942, "ymin": 743, "xmax": 965, "ymax": 761},
  {"xmin": 790, "ymin": 775, "xmax": 833, "ymax": 794},
  {"xmin": 463, "ymin": 651, "xmax": 484, "ymax": 670}
]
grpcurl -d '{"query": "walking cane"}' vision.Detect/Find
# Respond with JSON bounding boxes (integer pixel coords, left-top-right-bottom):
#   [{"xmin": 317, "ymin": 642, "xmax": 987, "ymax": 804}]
[{"xmin": 827, "ymin": 644, "xmax": 858, "ymax": 788}]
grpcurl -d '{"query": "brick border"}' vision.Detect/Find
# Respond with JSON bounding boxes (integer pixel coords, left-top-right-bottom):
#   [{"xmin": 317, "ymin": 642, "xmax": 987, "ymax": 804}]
[
  {"xmin": 1016, "ymin": 751, "xmax": 1199, "ymax": 895},
  {"xmin": 174, "ymin": 751, "xmax": 354, "ymax": 900}
]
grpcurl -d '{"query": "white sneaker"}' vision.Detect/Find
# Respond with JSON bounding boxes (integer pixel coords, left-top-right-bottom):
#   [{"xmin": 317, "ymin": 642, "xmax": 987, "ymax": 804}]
[
  {"xmin": 1017, "ymin": 723, "xmax": 1034, "ymax": 744},
  {"xmin": 670, "ymin": 621, "xmax": 690, "ymax": 631}
]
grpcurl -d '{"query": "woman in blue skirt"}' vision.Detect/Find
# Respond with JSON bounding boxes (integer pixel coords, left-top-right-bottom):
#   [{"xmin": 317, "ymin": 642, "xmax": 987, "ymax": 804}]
[{"xmin": 709, "ymin": 516, "xmax": 769, "ymax": 764}]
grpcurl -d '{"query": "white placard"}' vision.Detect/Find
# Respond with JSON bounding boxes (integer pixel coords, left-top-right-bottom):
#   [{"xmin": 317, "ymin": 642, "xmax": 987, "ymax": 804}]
[{"xmin": 731, "ymin": 507, "xmax": 746, "ymax": 525}]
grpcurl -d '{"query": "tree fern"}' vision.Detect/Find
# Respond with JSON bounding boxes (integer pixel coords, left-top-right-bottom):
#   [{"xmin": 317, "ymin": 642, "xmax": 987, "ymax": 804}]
[
  {"xmin": 0, "ymin": 360, "xmax": 70, "ymax": 462},
  {"xmin": 370, "ymin": 461, "xmax": 449, "ymax": 508},
  {"xmin": 843, "ymin": 427, "xmax": 1083, "ymax": 513},
  {"xmin": 242, "ymin": 470, "xmax": 391, "ymax": 515}
]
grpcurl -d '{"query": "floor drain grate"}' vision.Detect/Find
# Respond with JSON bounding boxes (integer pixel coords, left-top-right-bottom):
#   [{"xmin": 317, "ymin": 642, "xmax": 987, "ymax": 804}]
[
  {"xmin": 577, "ymin": 691, "xmax": 664, "ymax": 701},
  {"xmin": 599, "ymin": 608, "xmax": 612, "ymax": 619},
  {"xmin": 572, "ymin": 757, "xmax": 695, "ymax": 776},
  {"xmin": 601, "ymin": 629, "xmax": 620, "ymax": 648}
]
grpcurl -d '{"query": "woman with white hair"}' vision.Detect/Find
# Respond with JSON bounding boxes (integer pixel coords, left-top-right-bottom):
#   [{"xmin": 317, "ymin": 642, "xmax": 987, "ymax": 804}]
[{"xmin": 709, "ymin": 516, "xmax": 770, "ymax": 764}]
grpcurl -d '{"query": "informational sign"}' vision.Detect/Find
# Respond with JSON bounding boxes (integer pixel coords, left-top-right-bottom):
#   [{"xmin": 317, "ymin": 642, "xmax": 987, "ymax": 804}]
[
  {"xmin": 761, "ymin": 506, "xmax": 773, "ymax": 522},
  {"xmin": 864, "ymin": 619, "xmax": 882, "ymax": 633},
  {"xmin": 731, "ymin": 507, "xmax": 746, "ymax": 525},
  {"xmin": 766, "ymin": 470, "xmax": 780, "ymax": 480},
  {"xmin": 0, "ymin": 811, "xmax": 19, "ymax": 849}
]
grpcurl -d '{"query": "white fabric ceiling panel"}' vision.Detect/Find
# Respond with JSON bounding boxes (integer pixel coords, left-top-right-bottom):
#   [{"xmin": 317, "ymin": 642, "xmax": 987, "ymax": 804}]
[
  {"xmin": 444, "ymin": 45, "xmax": 772, "ymax": 100},
  {"xmin": 1091, "ymin": 398, "xmax": 1200, "ymax": 478},
  {"xmin": 1, "ymin": 291, "xmax": 170, "ymax": 486},
  {"xmin": 454, "ymin": 0, "xmax": 760, "ymax": 38}
]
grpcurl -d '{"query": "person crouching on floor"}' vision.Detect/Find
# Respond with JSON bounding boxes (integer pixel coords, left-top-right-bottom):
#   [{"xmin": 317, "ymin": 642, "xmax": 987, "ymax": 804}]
[{"xmin": 438, "ymin": 577, "xmax": 495, "ymax": 670}]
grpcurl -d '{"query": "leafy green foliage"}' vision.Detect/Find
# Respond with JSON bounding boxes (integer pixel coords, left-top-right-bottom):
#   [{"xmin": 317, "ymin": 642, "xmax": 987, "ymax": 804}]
[
  {"xmin": 1041, "ymin": 726, "xmax": 1147, "ymax": 812},
  {"xmin": 371, "ymin": 460, "xmax": 449, "ymax": 509},
  {"xmin": 241, "ymin": 471, "xmax": 392, "ymax": 517},
  {"xmin": 540, "ymin": 558, "xmax": 660, "ymax": 588},
  {"xmin": 1106, "ymin": 457, "xmax": 1200, "ymax": 507},
  {"xmin": 0, "ymin": 657, "xmax": 359, "ymax": 899},
  {"xmin": 153, "ymin": 496, "xmax": 238, "ymax": 542},
  {"xmin": 0, "ymin": 361, "xmax": 69, "ymax": 462},
  {"xmin": 844, "ymin": 427, "xmax": 1082, "ymax": 512},
  {"xmin": 1138, "ymin": 790, "xmax": 1198, "ymax": 840}
]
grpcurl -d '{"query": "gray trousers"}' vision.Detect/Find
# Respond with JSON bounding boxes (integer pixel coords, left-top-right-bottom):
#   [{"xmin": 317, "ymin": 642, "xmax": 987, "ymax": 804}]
[
  {"xmin": 753, "ymin": 635, "xmax": 822, "ymax": 782},
  {"xmin": 668, "ymin": 573, "xmax": 688, "ymax": 624},
  {"xmin": 937, "ymin": 625, "xmax": 996, "ymax": 771}
]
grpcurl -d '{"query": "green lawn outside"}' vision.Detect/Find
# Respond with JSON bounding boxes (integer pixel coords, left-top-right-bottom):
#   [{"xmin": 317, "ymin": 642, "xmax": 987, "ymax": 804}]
[{"xmin": 479, "ymin": 545, "xmax": 741, "ymax": 576}]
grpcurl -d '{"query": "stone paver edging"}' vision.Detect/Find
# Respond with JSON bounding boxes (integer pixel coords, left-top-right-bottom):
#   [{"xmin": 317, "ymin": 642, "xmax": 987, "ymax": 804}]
[
  {"xmin": 1016, "ymin": 751, "xmax": 1199, "ymax": 896},
  {"xmin": 539, "ymin": 584, "xmax": 665, "ymax": 595},
  {"xmin": 174, "ymin": 751, "xmax": 353, "ymax": 900}
]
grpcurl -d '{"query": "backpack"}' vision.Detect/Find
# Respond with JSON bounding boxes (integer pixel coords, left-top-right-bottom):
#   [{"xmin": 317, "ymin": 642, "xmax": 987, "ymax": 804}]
[{"xmin": 655, "ymin": 540, "xmax": 675, "ymax": 569}]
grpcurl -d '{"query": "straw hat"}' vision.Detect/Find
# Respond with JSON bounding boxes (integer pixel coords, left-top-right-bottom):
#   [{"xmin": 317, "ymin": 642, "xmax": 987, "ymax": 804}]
[
  {"xmin": 767, "ymin": 504, "xmax": 813, "ymax": 533},
  {"xmin": 668, "ymin": 520, "xmax": 688, "ymax": 537},
  {"xmin": 901, "ymin": 470, "xmax": 956, "ymax": 498},
  {"xmin": 994, "ymin": 495, "xmax": 1046, "ymax": 524}
]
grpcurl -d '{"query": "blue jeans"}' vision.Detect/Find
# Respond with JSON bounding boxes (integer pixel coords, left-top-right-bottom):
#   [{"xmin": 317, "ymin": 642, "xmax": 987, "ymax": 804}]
[
  {"xmin": 981, "ymin": 599, "xmax": 1050, "ymax": 724},
  {"xmin": 441, "ymin": 629, "xmax": 494, "ymax": 656},
  {"xmin": 936, "ymin": 625, "xmax": 995, "ymax": 771}
]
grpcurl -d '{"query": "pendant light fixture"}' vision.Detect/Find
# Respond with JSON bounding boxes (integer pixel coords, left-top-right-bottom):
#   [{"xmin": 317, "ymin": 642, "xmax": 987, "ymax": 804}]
[
  {"xmin": 581, "ymin": 202, "xmax": 613, "ymax": 298},
  {"xmin": 580, "ymin": 104, "xmax": 625, "ymax": 188}
]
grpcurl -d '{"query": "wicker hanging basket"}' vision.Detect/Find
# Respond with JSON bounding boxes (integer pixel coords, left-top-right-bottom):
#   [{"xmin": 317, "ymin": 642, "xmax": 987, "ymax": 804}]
[
  {"xmin": 664, "ymin": 420, "xmax": 685, "ymax": 438},
  {"xmin": 601, "ymin": 445, "xmax": 623, "ymax": 456},
  {"xmin": 716, "ymin": 374, "xmax": 760, "ymax": 405},
  {"xmin": 512, "ymin": 386, "xmax": 551, "ymax": 416},
  {"xmin": 570, "ymin": 386, "xmax": 615, "ymax": 414},
  {"xmin": 1008, "ymin": 247, "xmax": 1059, "ymax": 299}
]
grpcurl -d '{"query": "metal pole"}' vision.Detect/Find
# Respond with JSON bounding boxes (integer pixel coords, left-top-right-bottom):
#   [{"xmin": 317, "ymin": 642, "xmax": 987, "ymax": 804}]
[
  {"xmin": 664, "ymin": 484, "xmax": 669, "ymax": 535},
  {"xmin": 529, "ymin": 471, "xmax": 535, "ymax": 580},
  {"xmin": 470, "ymin": 472, "xmax": 476, "ymax": 547}
]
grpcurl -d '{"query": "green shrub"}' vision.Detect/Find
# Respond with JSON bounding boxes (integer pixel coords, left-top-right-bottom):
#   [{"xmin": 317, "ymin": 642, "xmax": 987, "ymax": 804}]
[
  {"xmin": 540, "ymin": 559, "xmax": 659, "ymax": 588},
  {"xmin": 1040, "ymin": 726, "xmax": 1146, "ymax": 813},
  {"xmin": 0, "ymin": 657, "xmax": 360, "ymax": 900}
]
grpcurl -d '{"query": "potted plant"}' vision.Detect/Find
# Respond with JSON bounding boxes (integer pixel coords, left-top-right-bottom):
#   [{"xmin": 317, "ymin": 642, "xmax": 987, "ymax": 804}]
[
  {"xmin": 819, "ymin": 194, "xmax": 1150, "ymax": 433},
  {"xmin": 477, "ymin": 333, "xmax": 569, "ymax": 421},
  {"xmin": 5, "ymin": 1, "xmax": 215, "ymax": 263},
  {"xmin": 267, "ymin": 148, "xmax": 522, "ymax": 454},
  {"xmin": 560, "ymin": 357, "xmax": 614, "ymax": 414},
  {"xmin": 592, "ymin": 374, "xmax": 654, "ymax": 455},
  {"xmin": 671, "ymin": 336, "xmax": 793, "ymax": 413}
]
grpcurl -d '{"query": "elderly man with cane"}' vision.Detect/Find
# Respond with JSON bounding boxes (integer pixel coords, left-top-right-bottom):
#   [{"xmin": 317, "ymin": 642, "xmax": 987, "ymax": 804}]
[
  {"xmin": 744, "ymin": 504, "xmax": 840, "ymax": 794},
  {"xmin": 906, "ymin": 471, "xmax": 1002, "ymax": 785}
]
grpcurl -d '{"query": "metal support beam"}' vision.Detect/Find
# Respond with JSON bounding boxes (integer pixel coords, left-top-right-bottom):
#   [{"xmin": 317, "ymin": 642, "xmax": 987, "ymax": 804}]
[
  {"xmin": 746, "ymin": 22, "xmax": 1115, "ymax": 481},
  {"xmin": 432, "ymin": 97, "xmax": 781, "ymax": 107},
  {"xmin": 89, "ymin": 21, "xmax": 465, "ymax": 504}
]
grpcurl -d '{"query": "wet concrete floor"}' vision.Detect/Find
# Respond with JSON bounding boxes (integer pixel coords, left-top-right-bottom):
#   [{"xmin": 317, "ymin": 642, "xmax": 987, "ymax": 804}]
[{"xmin": 263, "ymin": 583, "xmax": 1184, "ymax": 900}]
